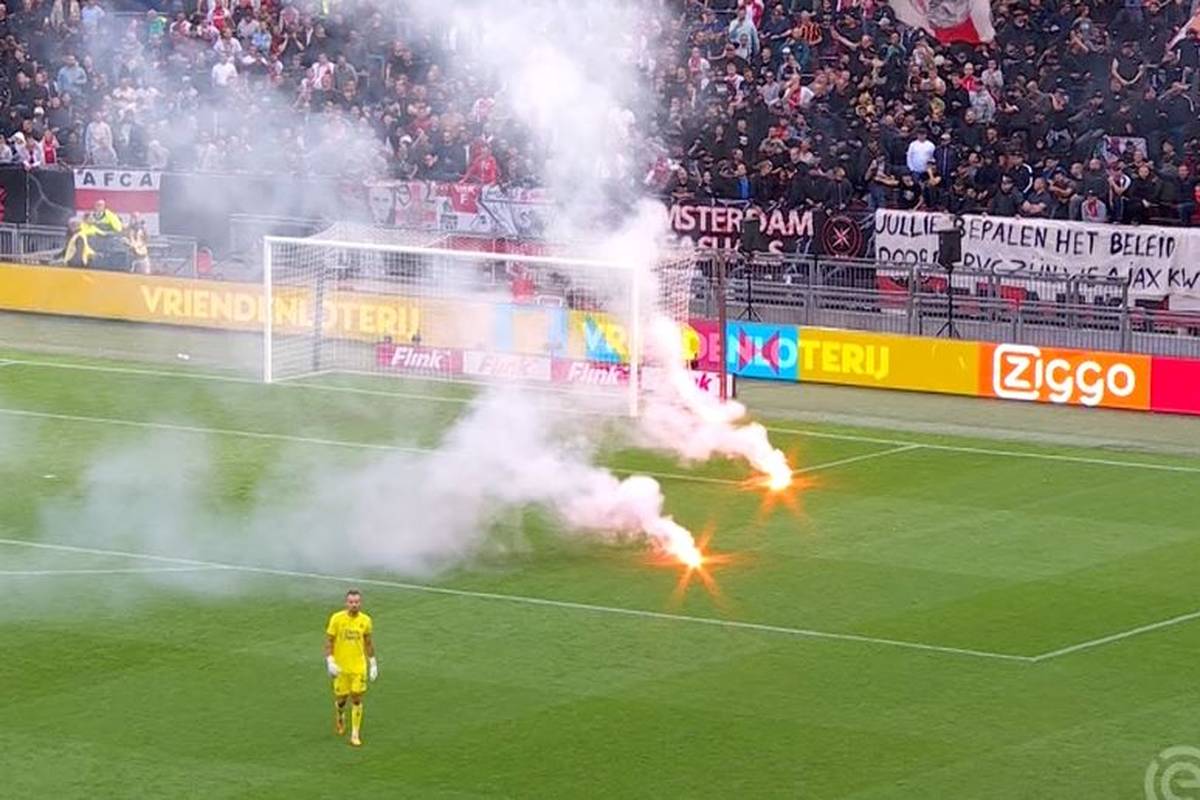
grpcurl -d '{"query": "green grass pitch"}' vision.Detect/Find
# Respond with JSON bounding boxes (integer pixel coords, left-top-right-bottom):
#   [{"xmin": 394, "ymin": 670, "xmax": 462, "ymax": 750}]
[{"xmin": 1, "ymin": 349, "xmax": 1199, "ymax": 798}]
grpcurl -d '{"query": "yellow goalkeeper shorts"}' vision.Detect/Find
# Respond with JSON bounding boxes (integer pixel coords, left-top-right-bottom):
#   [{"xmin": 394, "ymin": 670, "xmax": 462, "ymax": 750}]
[{"xmin": 332, "ymin": 672, "xmax": 367, "ymax": 697}]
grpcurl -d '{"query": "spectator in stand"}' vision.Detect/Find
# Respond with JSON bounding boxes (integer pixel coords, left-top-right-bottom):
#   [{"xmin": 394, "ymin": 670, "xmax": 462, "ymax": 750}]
[
  {"xmin": 728, "ymin": 6, "xmax": 759, "ymax": 59},
  {"xmin": 1127, "ymin": 162, "xmax": 1160, "ymax": 223},
  {"xmin": 906, "ymin": 128, "xmax": 935, "ymax": 178},
  {"xmin": 989, "ymin": 174, "xmax": 1024, "ymax": 216},
  {"xmin": 1108, "ymin": 162, "xmax": 1132, "ymax": 222},
  {"xmin": 1160, "ymin": 163, "xmax": 1198, "ymax": 224},
  {"xmin": 462, "ymin": 140, "xmax": 499, "ymax": 185},
  {"xmin": 211, "ymin": 53, "xmax": 238, "ymax": 90},
  {"xmin": 1080, "ymin": 188, "xmax": 1108, "ymax": 223},
  {"xmin": 55, "ymin": 54, "xmax": 87, "ymax": 98},
  {"xmin": 1021, "ymin": 176, "xmax": 1054, "ymax": 217}
]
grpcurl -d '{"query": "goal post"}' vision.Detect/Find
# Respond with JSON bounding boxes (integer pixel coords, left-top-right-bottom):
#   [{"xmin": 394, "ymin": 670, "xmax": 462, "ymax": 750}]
[{"xmin": 260, "ymin": 224, "xmax": 699, "ymax": 413}]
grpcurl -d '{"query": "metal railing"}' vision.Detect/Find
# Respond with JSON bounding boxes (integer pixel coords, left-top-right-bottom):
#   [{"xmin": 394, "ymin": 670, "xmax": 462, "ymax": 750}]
[
  {"xmin": 691, "ymin": 251, "xmax": 1200, "ymax": 359},
  {"xmin": 0, "ymin": 222, "xmax": 199, "ymax": 277}
]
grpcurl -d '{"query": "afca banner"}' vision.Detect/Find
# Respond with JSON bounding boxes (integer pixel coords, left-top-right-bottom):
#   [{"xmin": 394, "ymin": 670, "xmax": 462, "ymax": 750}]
[
  {"xmin": 874, "ymin": 210, "xmax": 1200, "ymax": 306},
  {"xmin": 74, "ymin": 169, "xmax": 161, "ymax": 234}
]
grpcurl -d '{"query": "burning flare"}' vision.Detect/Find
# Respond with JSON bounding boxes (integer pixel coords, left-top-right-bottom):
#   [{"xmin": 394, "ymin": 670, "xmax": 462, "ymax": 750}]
[
  {"xmin": 562, "ymin": 474, "xmax": 703, "ymax": 570},
  {"xmin": 760, "ymin": 449, "xmax": 794, "ymax": 492},
  {"xmin": 639, "ymin": 317, "xmax": 795, "ymax": 493}
]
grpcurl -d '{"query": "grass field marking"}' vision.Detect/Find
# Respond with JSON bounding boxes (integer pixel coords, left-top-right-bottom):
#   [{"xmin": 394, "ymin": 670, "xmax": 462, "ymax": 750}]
[
  {"xmin": 765, "ymin": 426, "xmax": 1200, "ymax": 475},
  {"xmin": 791, "ymin": 443, "xmax": 921, "ymax": 476},
  {"xmin": 0, "ymin": 406, "xmax": 417, "ymax": 454},
  {"xmin": 1031, "ymin": 608, "xmax": 1200, "ymax": 662},
  {"xmin": 1, "ymin": 357, "xmax": 476, "ymax": 407},
  {"xmin": 0, "ymin": 537, "xmax": 1034, "ymax": 664},
  {"xmin": 0, "ymin": 406, "xmax": 912, "ymax": 488},
  {"xmin": 6, "ymin": 355, "xmax": 1197, "ymax": 474},
  {"xmin": 0, "ymin": 566, "xmax": 229, "ymax": 577}
]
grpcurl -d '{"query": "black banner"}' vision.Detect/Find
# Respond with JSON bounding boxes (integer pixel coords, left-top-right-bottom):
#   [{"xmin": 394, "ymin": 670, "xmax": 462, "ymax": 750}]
[
  {"xmin": 27, "ymin": 169, "xmax": 74, "ymax": 227},
  {"xmin": 158, "ymin": 173, "xmax": 361, "ymax": 254}
]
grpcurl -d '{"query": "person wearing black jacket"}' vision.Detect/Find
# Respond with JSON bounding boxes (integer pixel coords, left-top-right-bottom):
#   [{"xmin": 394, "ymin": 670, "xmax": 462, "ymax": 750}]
[
  {"xmin": 989, "ymin": 175, "xmax": 1024, "ymax": 216},
  {"xmin": 1127, "ymin": 163, "xmax": 1159, "ymax": 224},
  {"xmin": 1158, "ymin": 163, "xmax": 1197, "ymax": 225}
]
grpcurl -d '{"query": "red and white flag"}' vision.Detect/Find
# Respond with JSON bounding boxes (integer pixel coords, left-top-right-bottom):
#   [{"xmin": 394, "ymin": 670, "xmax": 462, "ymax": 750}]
[
  {"xmin": 889, "ymin": 0, "xmax": 995, "ymax": 44},
  {"xmin": 73, "ymin": 169, "xmax": 161, "ymax": 233},
  {"xmin": 1167, "ymin": 1, "xmax": 1200, "ymax": 52}
]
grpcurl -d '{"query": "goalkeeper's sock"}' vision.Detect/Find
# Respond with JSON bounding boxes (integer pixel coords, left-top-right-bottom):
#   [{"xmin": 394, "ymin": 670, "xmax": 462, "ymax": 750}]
[
  {"xmin": 351, "ymin": 703, "xmax": 363, "ymax": 738},
  {"xmin": 335, "ymin": 700, "xmax": 347, "ymax": 734}
]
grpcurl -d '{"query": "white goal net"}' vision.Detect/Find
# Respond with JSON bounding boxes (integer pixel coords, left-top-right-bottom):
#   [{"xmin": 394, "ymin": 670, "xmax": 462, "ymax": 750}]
[{"xmin": 262, "ymin": 223, "xmax": 698, "ymax": 415}]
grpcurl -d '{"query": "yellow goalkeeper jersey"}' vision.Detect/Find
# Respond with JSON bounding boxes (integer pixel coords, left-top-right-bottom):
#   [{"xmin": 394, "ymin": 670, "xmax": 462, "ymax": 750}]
[{"xmin": 326, "ymin": 610, "xmax": 373, "ymax": 674}]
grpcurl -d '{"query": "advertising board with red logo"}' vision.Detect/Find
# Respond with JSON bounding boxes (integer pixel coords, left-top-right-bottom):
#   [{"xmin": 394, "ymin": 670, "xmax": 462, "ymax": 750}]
[
  {"xmin": 462, "ymin": 351, "xmax": 554, "ymax": 382},
  {"xmin": 372, "ymin": 341, "xmax": 733, "ymax": 398},
  {"xmin": 375, "ymin": 343, "xmax": 462, "ymax": 375}
]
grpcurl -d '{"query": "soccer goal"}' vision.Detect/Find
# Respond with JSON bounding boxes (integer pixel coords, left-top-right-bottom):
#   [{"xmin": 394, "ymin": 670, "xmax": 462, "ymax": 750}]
[{"xmin": 262, "ymin": 222, "xmax": 698, "ymax": 415}]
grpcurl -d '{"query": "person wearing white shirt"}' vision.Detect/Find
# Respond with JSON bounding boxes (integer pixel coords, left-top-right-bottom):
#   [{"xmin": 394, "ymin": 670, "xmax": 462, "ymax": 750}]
[
  {"xmin": 20, "ymin": 137, "xmax": 45, "ymax": 170},
  {"xmin": 213, "ymin": 29, "xmax": 243, "ymax": 59},
  {"xmin": 211, "ymin": 54, "xmax": 238, "ymax": 88},
  {"xmin": 906, "ymin": 129, "xmax": 936, "ymax": 176}
]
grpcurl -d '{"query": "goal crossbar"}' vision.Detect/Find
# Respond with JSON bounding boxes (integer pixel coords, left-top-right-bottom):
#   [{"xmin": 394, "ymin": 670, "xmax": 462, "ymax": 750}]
[{"xmin": 263, "ymin": 236, "xmax": 632, "ymax": 272}]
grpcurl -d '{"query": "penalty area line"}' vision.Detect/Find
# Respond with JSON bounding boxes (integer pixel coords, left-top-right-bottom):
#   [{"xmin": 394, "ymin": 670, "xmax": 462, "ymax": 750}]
[
  {"xmin": 0, "ymin": 537, "xmax": 1032, "ymax": 664},
  {"xmin": 766, "ymin": 426, "xmax": 1200, "ymax": 475},
  {"xmin": 0, "ymin": 406, "xmax": 915, "ymax": 489},
  {"xmin": 0, "ymin": 566, "xmax": 229, "ymax": 577},
  {"xmin": 792, "ymin": 443, "xmax": 921, "ymax": 476},
  {"xmin": 1031, "ymin": 608, "xmax": 1200, "ymax": 662}
]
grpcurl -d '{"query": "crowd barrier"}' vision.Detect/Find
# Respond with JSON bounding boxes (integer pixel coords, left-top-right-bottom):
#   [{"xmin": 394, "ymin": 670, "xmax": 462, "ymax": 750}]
[{"xmin": 1, "ymin": 261, "xmax": 1196, "ymax": 417}]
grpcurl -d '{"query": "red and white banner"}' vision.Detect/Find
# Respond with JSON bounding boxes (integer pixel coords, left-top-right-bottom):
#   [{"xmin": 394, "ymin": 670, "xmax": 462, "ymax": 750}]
[
  {"xmin": 74, "ymin": 169, "xmax": 161, "ymax": 234},
  {"xmin": 373, "ymin": 343, "xmax": 734, "ymax": 397},
  {"xmin": 1167, "ymin": 2, "xmax": 1200, "ymax": 51},
  {"xmin": 365, "ymin": 180, "xmax": 551, "ymax": 239},
  {"xmin": 463, "ymin": 350, "xmax": 554, "ymax": 382},
  {"xmin": 553, "ymin": 360, "xmax": 629, "ymax": 387},
  {"xmin": 888, "ymin": 0, "xmax": 995, "ymax": 44},
  {"xmin": 375, "ymin": 343, "xmax": 461, "ymax": 375}
]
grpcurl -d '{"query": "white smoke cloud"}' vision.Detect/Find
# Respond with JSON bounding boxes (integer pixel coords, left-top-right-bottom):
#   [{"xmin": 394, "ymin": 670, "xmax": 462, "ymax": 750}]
[{"xmin": 29, "ymin": 0, "xmax": 788, "ymax": 584}]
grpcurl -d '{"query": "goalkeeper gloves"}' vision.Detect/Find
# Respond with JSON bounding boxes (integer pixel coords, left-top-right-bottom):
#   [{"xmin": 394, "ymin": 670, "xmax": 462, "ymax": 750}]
[
  {"xmin": 326, "ymin": 655, "xmax": 340, "ymax": 677},
  {"xmin": 369, "ymin": 657, "xmax": 379, "ymax": 682}
]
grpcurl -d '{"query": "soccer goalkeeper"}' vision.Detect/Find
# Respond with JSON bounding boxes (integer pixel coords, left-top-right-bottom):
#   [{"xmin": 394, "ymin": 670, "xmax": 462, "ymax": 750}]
[{"xmin": 324, "ymin": 589, "xmax": 378, "ymax": 747}]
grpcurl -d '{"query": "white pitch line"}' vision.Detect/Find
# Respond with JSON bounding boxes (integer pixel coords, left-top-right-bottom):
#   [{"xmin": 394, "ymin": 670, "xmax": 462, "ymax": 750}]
[
  {"xmin": 1, "ymin": 357, "xmax": 474, "ymax": 406},
  {"xmin": 0, "ymin": 406, "xmax": 413, "ymax": 454},
  {"xmin": 766, "ymin": 426, "xmax": 1200, "ymax": 475},
  {"xmin": 5, "ymin": 355, "xmax": 1198, "ymax": 474},
  {"xmin": 0, "ymin": 537, "xmax": 1033, "ymax": 664},
  {"xmin": 0, "ymin": 566, "xmax": 227, "ymax": 577},
  {"xmin": 1032, "ymin": 608, "xmax": 1200, "ymax": 662},
  {"xmin": 792, "ymin": 443, "xmax": 921, "ymax": 475},
  {"xmin": 0, "ymin": 406, "xmax": 913, "ymax": 488}
]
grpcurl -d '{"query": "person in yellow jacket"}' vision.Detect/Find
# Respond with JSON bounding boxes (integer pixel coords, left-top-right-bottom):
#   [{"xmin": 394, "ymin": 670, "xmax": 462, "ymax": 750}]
[
  {"xmin": 61, "ymin": 220, "xmax": 95, "ymax": 267},
  {"xmin": 88, "ymin": 200, "xmax": 123, "ymax": 236}
]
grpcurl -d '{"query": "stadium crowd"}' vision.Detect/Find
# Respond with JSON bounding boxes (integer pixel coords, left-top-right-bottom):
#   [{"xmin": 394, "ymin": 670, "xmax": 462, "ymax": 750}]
[{"xmin": 0, "ymin": 0, "xmax": 1198, "ymax": 226}]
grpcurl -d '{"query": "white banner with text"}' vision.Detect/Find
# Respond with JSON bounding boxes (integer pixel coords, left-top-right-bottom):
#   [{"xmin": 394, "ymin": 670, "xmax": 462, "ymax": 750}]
[{"xmin": 874, "ymin": 210, "xmax": 1200, "ymax": 307}]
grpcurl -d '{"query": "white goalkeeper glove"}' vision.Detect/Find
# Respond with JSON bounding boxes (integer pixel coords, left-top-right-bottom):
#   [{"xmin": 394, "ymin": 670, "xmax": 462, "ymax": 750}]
[
  {"xmin": 325, "ymin": 655, "xmax": 340, "ymax": 677},
  {"xmin": 368, "ymin": 657, "xmax": 379, "ymax": 682}
]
